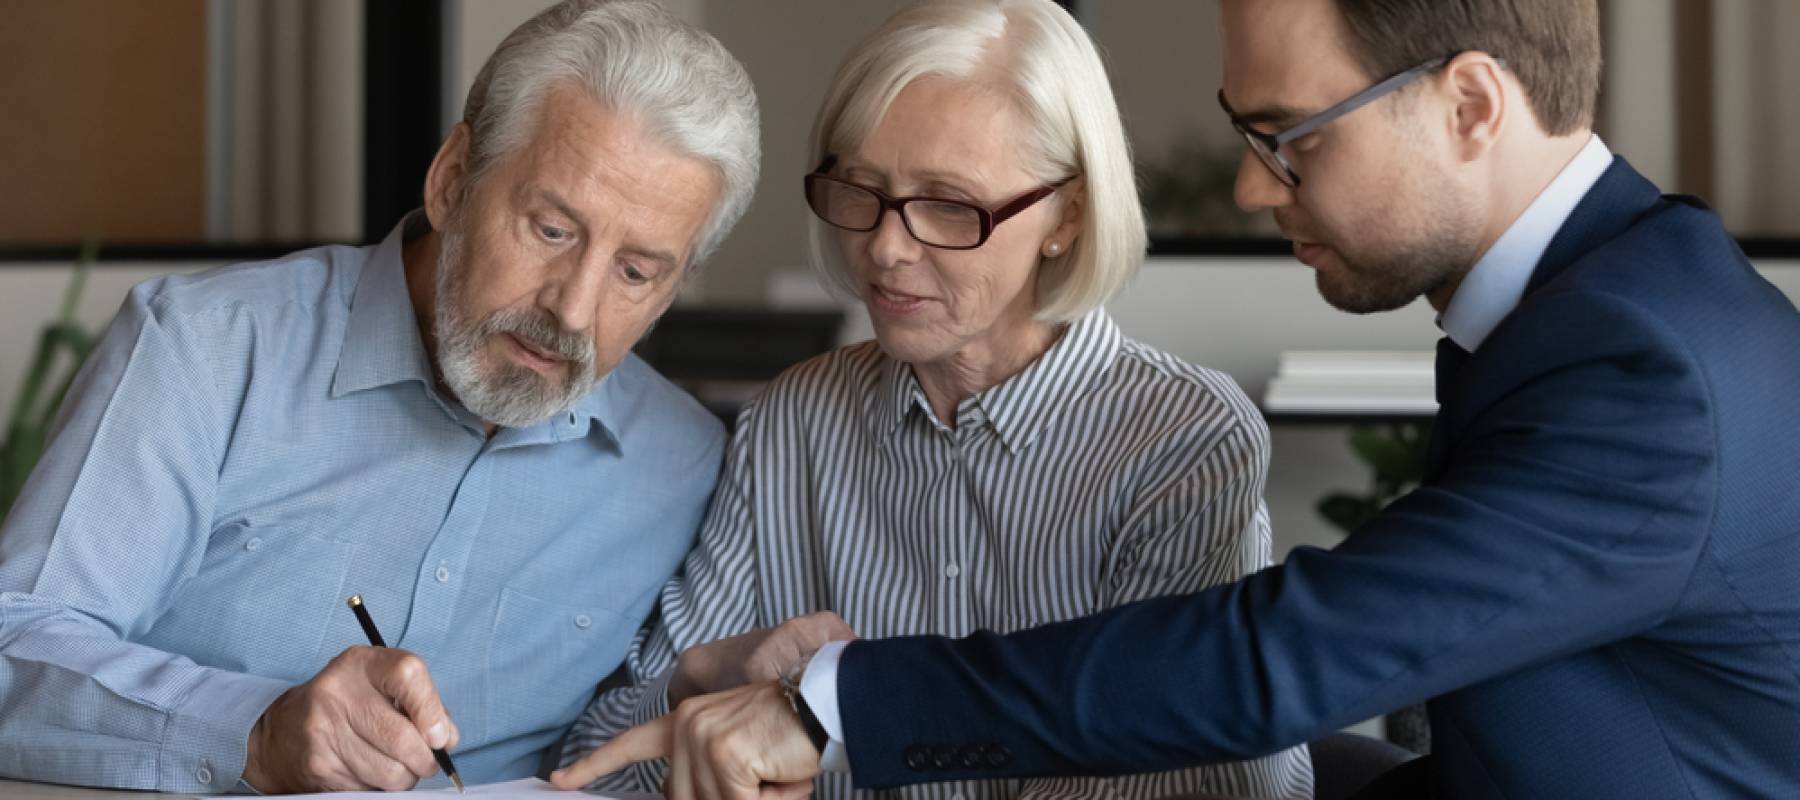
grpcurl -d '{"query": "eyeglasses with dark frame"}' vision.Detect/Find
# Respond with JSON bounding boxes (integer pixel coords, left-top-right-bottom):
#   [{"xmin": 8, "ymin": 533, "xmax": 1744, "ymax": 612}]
[
  {"xmin": 803, "ymin": 156, "xmax": 1070, "ymax": 250},
  {"xmin": 1219, "ymin": 55, "xmax": 1456, "ymax": 188}
]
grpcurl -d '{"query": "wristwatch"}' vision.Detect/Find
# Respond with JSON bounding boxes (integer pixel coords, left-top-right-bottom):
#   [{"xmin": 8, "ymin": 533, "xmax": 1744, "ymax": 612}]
[{"xmin": 778, "ymin": 659, "xmax": 831, "ymax": 755}]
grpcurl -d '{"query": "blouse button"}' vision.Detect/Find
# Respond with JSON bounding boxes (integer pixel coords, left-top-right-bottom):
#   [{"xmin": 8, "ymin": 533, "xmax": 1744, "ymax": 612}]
[
  {"xmin": 243, "ymin": 537, "xmax": 262, "ymax": 552},
  {"xmin": 574, "ymin": 613, "xmax": 592, "ymax": 630}
]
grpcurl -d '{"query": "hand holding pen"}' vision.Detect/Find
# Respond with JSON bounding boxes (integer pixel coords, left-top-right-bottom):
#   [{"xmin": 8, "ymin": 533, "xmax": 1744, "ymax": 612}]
[
  {"xmin": 349, "ymin": 594, "xmax": 465, "ymax": 792},
  {"xmin": 241, "ymin": 596, "xmax": 463, "ymax": 793}
]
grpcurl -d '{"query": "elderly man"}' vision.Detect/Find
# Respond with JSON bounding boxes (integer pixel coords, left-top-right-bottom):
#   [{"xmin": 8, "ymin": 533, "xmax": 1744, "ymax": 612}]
[{"xmin": 0, "ymin": 0, "xmax": 757, "ymax": 793}]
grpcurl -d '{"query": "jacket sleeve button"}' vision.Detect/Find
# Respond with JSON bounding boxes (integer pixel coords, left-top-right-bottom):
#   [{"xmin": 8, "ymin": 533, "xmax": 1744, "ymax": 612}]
[
  {"xmin": 986, "ymin": 746, "xmax": 1012, "ymax": 769},
  {"xmin": 931, "ymin": 747, "xmax": 957, "ymax": 770},
  {"xmin": 904, "ymin": 746, "xmax": 929, "ymax": 771}
]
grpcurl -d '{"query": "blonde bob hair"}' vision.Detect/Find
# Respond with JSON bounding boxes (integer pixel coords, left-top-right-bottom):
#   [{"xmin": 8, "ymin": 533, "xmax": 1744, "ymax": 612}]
[{"xmin": 807, "ymin": 0, "xmax": 1145, "ymax": 323}]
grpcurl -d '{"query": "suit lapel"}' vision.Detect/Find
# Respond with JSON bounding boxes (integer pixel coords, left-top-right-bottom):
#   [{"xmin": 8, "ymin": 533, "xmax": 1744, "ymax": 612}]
[
  {"xmin": 1523, "ymin": 157, "xmax": 1664, "ymax": 297},
  {"xmin": 1423, "ymin": 157, "xmax": 1665, "ymax": 483}
]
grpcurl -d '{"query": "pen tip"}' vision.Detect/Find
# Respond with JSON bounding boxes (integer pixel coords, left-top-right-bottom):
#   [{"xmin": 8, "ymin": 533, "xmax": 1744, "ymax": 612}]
[
  {"xmin": 450, "ymin": 772, "xmax": 465, "ymax": 793},
  {"xmin": 347, "ymin": 595, "xmax": 362, "ymax": 608}
]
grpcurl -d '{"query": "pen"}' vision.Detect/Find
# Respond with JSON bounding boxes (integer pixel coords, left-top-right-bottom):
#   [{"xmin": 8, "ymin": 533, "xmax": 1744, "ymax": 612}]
[{"xmin": 346, "ymin": 594, "xmax": 465, "ymax": 793}]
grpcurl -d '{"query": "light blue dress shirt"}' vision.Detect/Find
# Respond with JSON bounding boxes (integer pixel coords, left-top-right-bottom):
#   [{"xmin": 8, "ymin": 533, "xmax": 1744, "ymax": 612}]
[{"xmin": 0, "ymin": 213, "xmax": 724, "ymax": 793}]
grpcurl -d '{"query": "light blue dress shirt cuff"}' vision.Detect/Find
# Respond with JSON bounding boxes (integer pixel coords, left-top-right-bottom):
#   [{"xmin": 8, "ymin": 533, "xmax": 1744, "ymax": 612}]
[
  {"xmin": 799, "ymin": 640, "xmax": 850, "ymax": 773},
  {"xmin": 163, "ymin": 669, "xmax": 292, "ymax": 794}
]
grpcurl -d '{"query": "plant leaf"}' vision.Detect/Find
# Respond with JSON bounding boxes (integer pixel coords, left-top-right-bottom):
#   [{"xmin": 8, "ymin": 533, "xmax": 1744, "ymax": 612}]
[
  {"xmin": 2, "ymin": 261, "xmax": 95, "ymax": 522},
  {"xmin": 1349, "ymin": 426, "xmax": 1423, "ymax": 485},
  {"xmin": 1318, "ymin": 494, "xmax": 1378, "ymax": 534}
]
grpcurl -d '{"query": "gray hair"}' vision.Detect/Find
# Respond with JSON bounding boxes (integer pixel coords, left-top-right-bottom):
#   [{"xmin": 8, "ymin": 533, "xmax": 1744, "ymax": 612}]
[
  {"xmin": 808, "ymin": 0, "xmax": 1145, "ymax": 322},
  {"xmin": 461, "ymin": 0, "xmax": 760, "ymax": 268}
]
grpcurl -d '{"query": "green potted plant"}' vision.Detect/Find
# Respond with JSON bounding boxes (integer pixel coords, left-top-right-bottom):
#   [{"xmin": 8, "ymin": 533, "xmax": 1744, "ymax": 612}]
[
  {"xmin": 1317, "ymin": 423, "xmax": 1430, "ymax": 533},
  {"xmin": 1, "ymin": 240, "xmax": 98, "ymax": 520}
]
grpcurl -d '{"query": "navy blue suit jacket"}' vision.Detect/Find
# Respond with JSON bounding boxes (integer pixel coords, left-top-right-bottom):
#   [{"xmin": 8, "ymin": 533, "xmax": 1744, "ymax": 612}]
[{"xmin": 834, "ymin": 159, "xmax": 1800, "ymax": 799}]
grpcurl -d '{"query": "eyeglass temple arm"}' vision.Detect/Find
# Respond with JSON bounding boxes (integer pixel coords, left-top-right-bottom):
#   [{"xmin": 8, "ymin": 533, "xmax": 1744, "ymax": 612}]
[
  {"xmin": 990, "ymin": 185, "xmax": 1062, "ymax": 226},
  {"xmin": 1276, "ymin": 57, "xmax": 1452, "ymax": 144}
]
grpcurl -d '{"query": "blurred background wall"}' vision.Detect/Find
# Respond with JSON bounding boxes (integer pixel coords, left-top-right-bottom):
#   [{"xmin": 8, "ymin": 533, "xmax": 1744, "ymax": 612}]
[{"xmin": 3, "ymin": 0, "xmax": 1798, "ymax": 560}]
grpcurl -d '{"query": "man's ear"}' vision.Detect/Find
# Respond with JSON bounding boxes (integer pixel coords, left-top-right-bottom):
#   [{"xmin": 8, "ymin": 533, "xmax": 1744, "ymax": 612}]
[
  {"xmin": 424, "ymin": 123, "xmax": 475, "ymax": 230},
  {"xmin": 1439, "ymin": 51, "xmax": 1509, "ymax": 163}
]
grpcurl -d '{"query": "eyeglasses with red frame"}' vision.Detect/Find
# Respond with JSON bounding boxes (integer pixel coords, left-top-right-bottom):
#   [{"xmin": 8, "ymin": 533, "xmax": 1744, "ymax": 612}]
[{"xmin": 803, "ymin": 156, "xmax": 1070, "ymax": 250}]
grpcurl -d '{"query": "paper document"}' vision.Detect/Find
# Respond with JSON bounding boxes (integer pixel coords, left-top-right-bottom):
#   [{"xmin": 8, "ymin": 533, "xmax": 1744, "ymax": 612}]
[{"xmin": 263, "ymin": 777, "xmax": 657, "ymax": 799}]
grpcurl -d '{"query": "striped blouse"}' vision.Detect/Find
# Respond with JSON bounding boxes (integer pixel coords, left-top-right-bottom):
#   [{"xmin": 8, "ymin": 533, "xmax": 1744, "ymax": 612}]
[{"xmin": 563, "ymin": 309, "xmax": 1314, "ymax": 799}]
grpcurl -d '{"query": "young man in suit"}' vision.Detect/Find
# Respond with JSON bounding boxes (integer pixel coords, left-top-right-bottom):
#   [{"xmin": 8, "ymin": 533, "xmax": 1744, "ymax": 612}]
[{"xmin": 554, "ymin": 1, "xmax": 1800, "ymax": 797}]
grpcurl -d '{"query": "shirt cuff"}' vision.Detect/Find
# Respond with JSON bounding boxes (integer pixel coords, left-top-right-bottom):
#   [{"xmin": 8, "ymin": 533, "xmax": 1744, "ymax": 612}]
[
  {"xmin": 800, "ymin": 640, "xmax": 851, "ymax": 773},
  {"xmin": 162, "ymin": 668, "xmax": 293, "ymax": 793}
]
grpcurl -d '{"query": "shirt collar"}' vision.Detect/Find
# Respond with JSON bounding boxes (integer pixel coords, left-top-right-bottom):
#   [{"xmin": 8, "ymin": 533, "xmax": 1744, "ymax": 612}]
[
  {"xmin": 864, "ymin": 308, "xmax": 1123, "ymax": 455},
  {"xmin": 331, "ymin": 210, "xmax": 621, "ymax": 446},
  {"xmin": 566, "ymin": 361, "xmax": 626, "ymax": 446},
  {"xmin": 489, "ymin": 368, "xmax": 624, "ymax": 448},
  {"xmin": 1441, "ymin": 134, "xmax": 1613, "ymax": 352},
  {"xmin": 332, "ymin": 211, "xmax": 436, "ymax": 398}
]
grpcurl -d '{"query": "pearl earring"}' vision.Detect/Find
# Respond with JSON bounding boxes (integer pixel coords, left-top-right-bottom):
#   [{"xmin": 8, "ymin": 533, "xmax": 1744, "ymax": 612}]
[{"xmin": 1044, "ymin": 242, "xmax": 1062, "ymax": 256}]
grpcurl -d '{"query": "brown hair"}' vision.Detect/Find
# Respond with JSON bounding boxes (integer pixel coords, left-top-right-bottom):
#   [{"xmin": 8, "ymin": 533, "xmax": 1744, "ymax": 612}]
[{"xmin": 1335, "ymin": 0, "xmax": 1601, "ymax": 135}]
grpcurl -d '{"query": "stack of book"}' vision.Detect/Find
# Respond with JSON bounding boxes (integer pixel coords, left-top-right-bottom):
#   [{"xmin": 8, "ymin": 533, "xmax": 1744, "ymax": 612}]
[{"xmin": 1262, "ymin": 350, "xmax": 1438, "ymax": 415}]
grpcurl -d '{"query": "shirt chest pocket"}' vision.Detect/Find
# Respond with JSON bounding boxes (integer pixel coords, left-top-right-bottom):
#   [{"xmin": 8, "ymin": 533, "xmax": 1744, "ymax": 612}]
[
  {"xmin": 143, "ymin": 522, "xmax": 354, "ymax": 682},
  {"xmin": 485, "ymin": 586, "xmax": 632, "ymax": 738}
]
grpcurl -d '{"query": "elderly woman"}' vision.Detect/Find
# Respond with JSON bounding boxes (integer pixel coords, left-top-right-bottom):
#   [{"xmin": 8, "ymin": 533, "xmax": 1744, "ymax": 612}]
[{"xmin": 560, "ymin": 1, "xmax": 1312, "ymax": 798}]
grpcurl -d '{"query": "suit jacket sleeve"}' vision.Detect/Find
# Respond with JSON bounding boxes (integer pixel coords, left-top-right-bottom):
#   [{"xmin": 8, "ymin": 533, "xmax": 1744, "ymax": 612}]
[
  {"xmin": 1018, "ymin": 422, "xmax": 1311, "ymax": 799},
  {"xmin": 835, "ymin": 289, "xmax": 1718, "ymax": 788}
]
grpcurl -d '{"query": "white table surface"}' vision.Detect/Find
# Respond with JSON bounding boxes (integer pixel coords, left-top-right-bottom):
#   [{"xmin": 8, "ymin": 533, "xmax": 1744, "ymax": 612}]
[
  {"xmin": 0, "ymin": 777, "xmax": 605, "ymax": 799},
  {"xmin": 0, "ymin": 778, "xmax": 188, "ymax": 798}
]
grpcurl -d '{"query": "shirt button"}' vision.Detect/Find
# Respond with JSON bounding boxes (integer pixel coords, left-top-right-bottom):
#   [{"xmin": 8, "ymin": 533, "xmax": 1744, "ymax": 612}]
[
  {"xmin": 243, "ymin": 537, "xmax": 262, "ymax": 551},
  {"xmin": 435, "ymin": 564, "xmax": 451, "ymax": 583},
  {"xmin": 943, "ymin": 563, "xmax": 961, "ymax": 579},
  {"xmin": 195, "ymin": 763, "xmax": 213, "ymax": 784},
  {"xmin": 574, "ymin": 613, "xmax": 592, "ymax": 629}
]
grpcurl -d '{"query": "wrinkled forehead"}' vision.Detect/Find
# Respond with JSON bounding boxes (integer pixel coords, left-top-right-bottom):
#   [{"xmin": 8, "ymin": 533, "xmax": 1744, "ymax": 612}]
[{"xmin": 1218, "ymin": 0, "xmax": 1369, "ymax": 122}]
